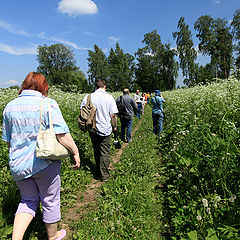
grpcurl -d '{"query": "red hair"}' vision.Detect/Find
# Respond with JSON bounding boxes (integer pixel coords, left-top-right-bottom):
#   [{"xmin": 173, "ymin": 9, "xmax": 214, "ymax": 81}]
[{"xmin": 19, "ymin": 72, "xmax": 49, "ymax": 96}]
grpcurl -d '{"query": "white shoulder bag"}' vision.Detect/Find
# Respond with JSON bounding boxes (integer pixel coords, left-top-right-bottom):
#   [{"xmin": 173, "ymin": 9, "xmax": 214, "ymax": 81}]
[{"xmin": 36, "ymin": 98, "xmax": 70, "ymax": 160}]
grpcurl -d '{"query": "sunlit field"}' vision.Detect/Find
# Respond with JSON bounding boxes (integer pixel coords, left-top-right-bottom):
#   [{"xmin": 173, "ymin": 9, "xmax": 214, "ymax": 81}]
[{"xmin": 0, "ymin": 79, "xmax": 239, "ymax": 239}]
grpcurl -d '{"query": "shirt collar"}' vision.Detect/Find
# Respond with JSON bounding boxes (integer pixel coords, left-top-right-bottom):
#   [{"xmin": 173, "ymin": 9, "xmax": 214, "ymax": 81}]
[
  {"xmin": 95, "ymin": 88, "xmax": 106, "ymax": 93},
  {"xmin": 19, "ymin": 89, "xmax": 44, "ymax": 98}
]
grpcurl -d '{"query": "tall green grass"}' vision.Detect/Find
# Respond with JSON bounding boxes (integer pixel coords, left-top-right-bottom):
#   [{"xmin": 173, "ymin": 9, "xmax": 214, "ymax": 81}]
[{"xmin": 158, "ymin": 78, "xmax": 240, "ymax": 239}]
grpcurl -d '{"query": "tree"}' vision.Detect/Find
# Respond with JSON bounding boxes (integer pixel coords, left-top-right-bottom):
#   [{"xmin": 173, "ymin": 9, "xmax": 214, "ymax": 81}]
[
  {"xmin": 194, "ymin": 15, "xmax": 233, "ymax": 80},
  {"xmin": 55, "ymin": 70, "xmax": 89, "ymax": 93},
  {"xmin": 87, "ymin": 44, "xmax": 109, "ymax": 87},
  {"xmin": 173, "ymin": 17, "xmax": 198, "ymax": 86},
  {"xmin": 37, "ymin": 44, "xmax": 78, "ymax": 85},
  {"xmin": 231, "ymin": 9, "xmax": 240, "ymax": 72},
  {"xmin": 135, "ymin": 30, "xmax": 178, "ymax": 92},
  {"xmin": 107, "ymin": 43, "xmax": 135, "ymax": 91},
  {"xmin": 195, "ymin": 64, "xmax": 212, "ymax": 85}
]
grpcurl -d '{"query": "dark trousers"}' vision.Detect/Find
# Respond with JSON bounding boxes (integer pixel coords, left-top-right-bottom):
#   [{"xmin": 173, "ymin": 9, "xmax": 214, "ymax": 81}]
[
  {"xmin": 89, "ymin": 131, "xmax": 111, "ymax": 180},
  {"xmin": 152, "ymin": 112, "xmax": 164, "ymax": 135},
  {"xmin": 136, "ymin": 102, "xmax": 142, "ymax": 119},
  {"xmin": 120, "ymin": 117, "xmax": 133, "ymax": 142}
]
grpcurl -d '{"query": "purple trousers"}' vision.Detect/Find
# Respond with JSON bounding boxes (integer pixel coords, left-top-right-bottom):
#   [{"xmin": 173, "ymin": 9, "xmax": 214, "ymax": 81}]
[{"xmin": 15, "ymin": 161, "xmax": 61, "ymax": 223}]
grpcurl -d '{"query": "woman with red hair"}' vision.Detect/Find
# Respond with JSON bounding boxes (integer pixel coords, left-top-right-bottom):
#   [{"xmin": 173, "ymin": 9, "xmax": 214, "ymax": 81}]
[{"xmin": 2, "ymin": 72, "xmax": 80, "ymax": 240}]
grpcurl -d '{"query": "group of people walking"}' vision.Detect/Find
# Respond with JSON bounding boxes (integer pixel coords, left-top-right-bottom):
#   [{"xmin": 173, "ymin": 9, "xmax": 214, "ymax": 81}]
[{"xmin": 1, "ymin": 72, "xmax": 165, "ymax": 240}]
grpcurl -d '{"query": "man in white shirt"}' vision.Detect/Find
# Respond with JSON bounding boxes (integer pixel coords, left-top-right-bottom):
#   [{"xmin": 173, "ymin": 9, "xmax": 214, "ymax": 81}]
[
  {"xmin": 80, "ymin": 80, "xmax": 118, "ymax": 181},
  {"xmin": 134, "ymin": 89, "xmax": 142, "ymax": 119}
]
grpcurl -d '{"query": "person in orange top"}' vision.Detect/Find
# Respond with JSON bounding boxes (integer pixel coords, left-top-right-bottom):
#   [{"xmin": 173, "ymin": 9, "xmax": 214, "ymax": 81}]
[{"xmin": 146, "ymin": 92, "xmax": 151, "ymax": 104}]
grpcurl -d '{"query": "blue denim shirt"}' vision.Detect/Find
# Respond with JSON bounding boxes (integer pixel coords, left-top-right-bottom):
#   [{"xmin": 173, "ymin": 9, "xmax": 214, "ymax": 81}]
[{"xmin": 151, "ymin": 96, "xmax": 165, "ymax": 115}]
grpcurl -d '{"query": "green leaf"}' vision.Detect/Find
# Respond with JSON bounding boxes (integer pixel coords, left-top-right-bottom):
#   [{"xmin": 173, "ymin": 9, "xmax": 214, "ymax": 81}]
[
  {"xmin": 206, "ymin": 228, "xmax": 219, "ymax": 240},
  {"xmin": 187, "ymin": 230, "xmax": 198, "ymax": 240}
]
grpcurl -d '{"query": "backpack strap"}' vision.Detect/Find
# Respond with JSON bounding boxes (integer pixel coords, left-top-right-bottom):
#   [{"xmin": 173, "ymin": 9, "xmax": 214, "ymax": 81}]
[{"xmin": 86, "ymin": 94, "xmax": 91, "ymax": 106}]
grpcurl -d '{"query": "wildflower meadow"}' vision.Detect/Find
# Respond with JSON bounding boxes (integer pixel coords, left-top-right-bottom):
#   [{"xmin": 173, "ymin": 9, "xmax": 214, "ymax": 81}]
[{"xmin": 0, "ymin": 79, "xmax": 239, "ymax": 239}]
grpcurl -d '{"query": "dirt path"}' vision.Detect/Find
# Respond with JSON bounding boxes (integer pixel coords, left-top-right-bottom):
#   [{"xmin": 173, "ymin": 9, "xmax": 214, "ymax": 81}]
[{"xmin": 60, "ymin": 121, "xmax": 141, "ymax": 239}]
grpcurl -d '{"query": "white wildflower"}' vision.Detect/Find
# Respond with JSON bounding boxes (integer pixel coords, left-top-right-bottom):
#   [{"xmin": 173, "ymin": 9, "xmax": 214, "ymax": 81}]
[
  {"xmin": 196, "ymin": 215, "xmax": 202, "ymax": 221},
  {"xmin": 215, "ymin": 196, "xmax": 221, "ymax": 201},
  {"xmin": 202, "ymin": 198, "xmax": 208, "ymax": 207},
  {"xmin": 207, "ymin": 207, "xmax": 211, "ymax": 214},
  {"xmin": 229, "ymin": 195, "xmax": 236, "ymax": 203}
]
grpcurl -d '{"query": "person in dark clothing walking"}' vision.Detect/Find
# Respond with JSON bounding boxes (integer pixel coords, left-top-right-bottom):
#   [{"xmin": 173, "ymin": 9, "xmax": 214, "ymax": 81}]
[{"xmin": 116, "ymin": 89, "xmax": 138, "ymax": 143}]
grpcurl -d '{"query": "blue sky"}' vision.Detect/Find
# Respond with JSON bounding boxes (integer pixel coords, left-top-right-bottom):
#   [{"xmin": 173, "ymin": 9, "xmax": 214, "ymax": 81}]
[{"xmin": 0, "ymin": 0, "xmax": 239, "ymax": 88}]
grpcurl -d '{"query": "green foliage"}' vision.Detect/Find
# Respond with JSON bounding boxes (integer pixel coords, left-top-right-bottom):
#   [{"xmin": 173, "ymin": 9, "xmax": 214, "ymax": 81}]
[
  {"xmin": 107, "ymin": 43, "xmax": 135, "ymax": 91},
  {"xmin": 135, "ymin": 30, "xmax": 178, "ymax": 92},
  {"xmin": 194, "ymin": 16, "xmax": 233, "ymax": 80},
  {"xmin": 37, "ymin": 44, "xmax": 79, "ymax": 86},
  {"xmin": 173, "ymin": 17, "xmax": 198, "ymax": 86},
  {"xmin": 231, "ymin": 9, "xmax": 240, "ymax": 69},
  {"xmin": 87, "ymin": 44, "xmax": 109, "ymax": 87},
  {"xmin": 157, "ymin": 78, "xmax": 240, "ymax": 239},
  {"xmin": 1, "ymin": 80, "xmax": 240, "ymax": 239}
]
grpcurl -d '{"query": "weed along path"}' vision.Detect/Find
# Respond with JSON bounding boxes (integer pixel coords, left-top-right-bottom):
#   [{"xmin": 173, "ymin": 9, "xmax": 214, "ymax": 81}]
[{"xmin": 60, "ymin": 118, "xmax": 142, "ymax": 239}]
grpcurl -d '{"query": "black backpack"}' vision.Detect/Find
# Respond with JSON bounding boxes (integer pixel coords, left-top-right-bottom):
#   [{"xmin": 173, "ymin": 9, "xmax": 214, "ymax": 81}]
[{"xmin": 116, "ymin": 96, "xmax": 126, "ymax": 116}]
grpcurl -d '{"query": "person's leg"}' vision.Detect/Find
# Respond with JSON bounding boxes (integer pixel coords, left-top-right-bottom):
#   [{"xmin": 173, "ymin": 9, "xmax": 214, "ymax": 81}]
[
  {"xmin": 152, "ymin": 113, "xmax": 159, "ymax": 135},
  {"xmin": 99, "ymin": 135, "xmax": 111, "ymax": 181},
  {"xmin": 12, "ymin": 213, "xmax": 33, "ymax": 240},
  {"xmin": 158, "ymin": 115, "xmax": 164, "ymax": 135},
  {"xmin": 142, "ymin": 104, "xmax": 144, "ymax": 115},
  {"xmin": 126, "ymin": 119, "xmax": 132, "ymax": 142},
  {"xmin": 45, "ymin": 222, "xmax": 66, "ymax": 240},
  {"xmin": 137, "ymin": 103, "xmax": 141, "ymax": 119},
  {"xmin": 34, "ymin": 161, "xmax": 63, "ymax": 240},
  {"xmin": 120, "ymin": 118, "xmax": 126, "ymax": 141},
  {"xmin": 139, "ymin": 103, "xmax": 142, "ymax": 117},
  {"xmin": 13, "ymin": 177, "xmax": 40, "ymax": 240},
  {"xmin": 89, "ymin": 131, "xmax": 101, "ymax": 177}
]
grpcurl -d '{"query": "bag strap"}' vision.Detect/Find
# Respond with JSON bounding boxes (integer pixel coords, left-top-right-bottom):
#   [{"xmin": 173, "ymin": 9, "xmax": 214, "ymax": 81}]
[
  {"xmin": 39, "ymin": 98, "xmax": 44, "ymax": 132},
  {"xmin": 86, "ymin": 94, "xmax": 91, "ymax": 106},
  {"xmin": 47, "ymin": 98, "xmax": 54, "ymax": 131},
  {"xmin": 38, "ymin": 98, "xmax": 54, "ymax": 132}
]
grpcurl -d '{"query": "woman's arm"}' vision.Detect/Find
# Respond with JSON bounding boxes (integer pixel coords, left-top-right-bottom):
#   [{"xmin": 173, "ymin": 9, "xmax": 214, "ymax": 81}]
[{"xmin": 56, "ymin": 133, "xmax": 80, "ymax": 168}]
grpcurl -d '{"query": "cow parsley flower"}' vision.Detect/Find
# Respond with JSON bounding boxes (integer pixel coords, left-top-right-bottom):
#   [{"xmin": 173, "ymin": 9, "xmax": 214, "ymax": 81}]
[
  {"xmin": 202, "ymin": 198, "xmax": 208, "ymax": 207},
  {"xmin": 197, "ymin": 215, "xmax": 202, "ymax": 221},
  {"xmin": 229, "ymin": 195, "xmax": 236, "ymax": 203}
]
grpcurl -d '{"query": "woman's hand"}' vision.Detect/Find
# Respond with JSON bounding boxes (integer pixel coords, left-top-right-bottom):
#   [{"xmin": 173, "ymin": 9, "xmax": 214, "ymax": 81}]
[
  {"xmin": 56, "ymin": 133, "xmax": 81, "ymax": 169},
  {"xmin": 73, "ymin": 154, "xmax": 81, "ymax": 169}
]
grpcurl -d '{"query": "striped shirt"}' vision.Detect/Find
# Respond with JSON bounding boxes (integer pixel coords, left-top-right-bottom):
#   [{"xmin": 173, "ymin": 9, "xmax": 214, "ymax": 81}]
[{"xmin": 2, "ymin": 90, "xmax": 69, "ymax": 181}]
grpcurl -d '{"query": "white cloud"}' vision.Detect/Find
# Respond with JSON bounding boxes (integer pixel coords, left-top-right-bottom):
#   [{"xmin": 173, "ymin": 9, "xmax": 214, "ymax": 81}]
[
  {"xmin": 108, "ymin": 36, "xmax": 120, "ymax": 43},
  {"xmin": 0, "ymin": 43, "xmax": 37, "ymax": 55},
  {"xmin": 38, "ymin": 31, "xmax": 90, "ymax": 50},
  {"xmin": 82, "ymin": 31, "xmax": 96, "ymax": 37},
  {"xmin": 0, "ymin": 20, "xmax": 31, "ymax": 36},
  {"xmin": 8, "ymin": 80, "xmax": 19, "ymax": 85},
  {"xmin": 213, "ymin": 0, "xmax": 220, "ymax": 4},
  {"xmin": 58, "ymin": 0, "xmax": 98, "ymax": 16},
  {"xmin": 0, "ymin": 79, "xmax": 20, "ymax": 88}
]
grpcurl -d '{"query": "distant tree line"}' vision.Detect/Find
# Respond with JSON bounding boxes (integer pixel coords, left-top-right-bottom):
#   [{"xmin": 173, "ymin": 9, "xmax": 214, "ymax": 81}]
[{"xmin": 36, "ymin": 9, "xmax": 240, "ymax": 92}]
